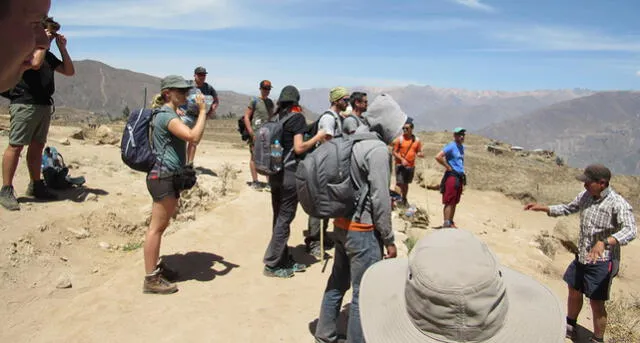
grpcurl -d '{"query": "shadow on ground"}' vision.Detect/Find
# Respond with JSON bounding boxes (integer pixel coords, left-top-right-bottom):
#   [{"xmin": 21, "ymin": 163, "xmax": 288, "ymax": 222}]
[
  {"xmin": 308, "ymin": 304, "xmax": 350, "ymax": 342},
  {"xmin": 18, "ymin": 186, "xmax": 109, "ymax": 203},
  {"xmin": 160, "ymin": 251, "xmax": 239, "ymax": 282}
]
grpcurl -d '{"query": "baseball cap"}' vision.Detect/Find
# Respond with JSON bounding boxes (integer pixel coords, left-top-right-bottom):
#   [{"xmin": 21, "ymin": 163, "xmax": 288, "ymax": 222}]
[
  {"xmin": 453, "ymin": 127, "xmax": 466, "ymax": 134},
  {"xmin": 576, "ymin": 164, "xmax": 611, "ymax": 182},
  {"xmin": 194, "ymin": 66, "xmax": 207, "ymax": 75},
  {"xmin": 160, "ymin": 75, "xmax": 191, "ymax": 90},
  {"xmin": 260, "ymin": 80, "xmax": 273, "ymax": 89}
]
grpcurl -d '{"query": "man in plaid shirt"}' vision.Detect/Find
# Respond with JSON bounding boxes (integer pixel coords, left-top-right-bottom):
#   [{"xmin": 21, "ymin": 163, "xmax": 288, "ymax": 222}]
[{"xmin": 525, "ymin": 164, "xmax": 636, "ymax": 343}]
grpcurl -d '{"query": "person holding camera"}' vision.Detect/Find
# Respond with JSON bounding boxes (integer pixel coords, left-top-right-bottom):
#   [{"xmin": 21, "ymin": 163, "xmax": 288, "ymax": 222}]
[
  {"xmin": 143, "ymin": 75, "xmax": 208, "ymax": 294},
  {"xmin": 0, "ymin": 16, "xmax": 75, "ymax": 211}
]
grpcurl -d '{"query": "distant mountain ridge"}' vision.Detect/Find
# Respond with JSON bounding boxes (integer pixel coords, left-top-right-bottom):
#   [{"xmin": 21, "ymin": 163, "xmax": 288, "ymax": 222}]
[
  {"xmin": 300, "ymin": 86, "xmax": 592, "ymax": 130},
  {"xmin": 479, "ymin": 91, "xmax": 640, "ymax": 174}
]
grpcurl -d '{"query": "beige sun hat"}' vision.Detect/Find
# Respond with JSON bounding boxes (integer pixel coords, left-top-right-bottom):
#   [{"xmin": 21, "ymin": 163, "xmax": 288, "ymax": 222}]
[{"xmin": 360, "ymin": 229, "xmax": 564, "ymax": 343}]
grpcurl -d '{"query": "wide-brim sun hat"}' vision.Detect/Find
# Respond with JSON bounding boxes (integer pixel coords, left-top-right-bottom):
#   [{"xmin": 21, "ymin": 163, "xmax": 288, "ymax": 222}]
[
  {"xmin": 161, "ymin": 75, "xmax": 191, "ymax": 90},
  {"xmin": 360, "ymin": 229, "xmax": 564, "ymax": 343}
]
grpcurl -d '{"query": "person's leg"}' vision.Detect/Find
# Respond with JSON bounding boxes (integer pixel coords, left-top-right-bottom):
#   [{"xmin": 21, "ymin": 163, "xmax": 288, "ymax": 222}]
[
  {"xmin": 144, "ymin": 195, "xmax": 179, "ymax": 273},
  {"xmin": 345, "ymin": 230, "xmax": 383, "ymax": 343},
  {"xmin": 442, "ymin": 176, "xmax": 457, "ymax": 227},
  {"xmin": 26, "ymin": 141, "xmax": 44, "ymax": 181},
  {"xmin": 2, "ymin": 144, "xmax": 23, "ymax": 186},
  {"xmin": 590, "ymin": 300, "xmax": 607, "ymax": 340},
  {"xmin": 186, "ymin": 143, "xmax": 197, "ymax": 164},
  {"xmin": 263, "ymin": 170, "xmax": 297, "ymax": 272},
  {"xmin": 315, "ymin": 229, "xmax": 349, "ymax": 343},
  {"xmin": 567, "ymin": 286, "xmax": 583, "ymax": 323},
  {"xmin": 563, "ymin": 259, "xmax": 585, "ymax": 339}
]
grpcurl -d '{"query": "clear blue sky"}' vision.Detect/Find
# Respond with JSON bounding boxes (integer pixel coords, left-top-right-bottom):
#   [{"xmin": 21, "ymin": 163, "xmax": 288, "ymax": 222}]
[{"xmin": 50, "ymin": 0, "xmax": 639, "ymax": 94}]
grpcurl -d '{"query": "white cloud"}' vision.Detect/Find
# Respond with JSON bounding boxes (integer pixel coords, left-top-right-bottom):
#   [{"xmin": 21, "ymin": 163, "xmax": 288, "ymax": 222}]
[
  {"xmin": 451, "ymin": 0, "xmax": 495, "ymax": 12},
  {"xmin": 636, "ymin": 71, "xmax": 640, "ymax": 77},
  {"xmin": 492, "ymin": 26, "xmax": 640, "ymax": 52},
  {"xmin": 51, "ymin": 0, "xmax": 277, "ymax": 30}
]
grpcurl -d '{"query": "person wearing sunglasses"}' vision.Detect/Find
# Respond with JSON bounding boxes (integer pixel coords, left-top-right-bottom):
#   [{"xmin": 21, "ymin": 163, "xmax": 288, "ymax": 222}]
[
  {"xmin": 303, "ymin": 86, "xmax": 350, "ymax": 259},
  {"xmin": 243, "ymin": 80, "xmax": 275, "ymax": 190},
  {"xmin": 435, "ymin": 127, "xmax": 467, "ymax": 228},
  {"xmin": 391, "ymin": 118, "xmax": 424, "ymax": 207}
]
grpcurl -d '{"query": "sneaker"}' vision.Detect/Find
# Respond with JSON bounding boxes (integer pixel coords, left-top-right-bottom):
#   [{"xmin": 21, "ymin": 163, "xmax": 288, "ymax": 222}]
[
  {"xmin": 263, "ymin": 265, "xmax": 294, "ymax": 278},
  {"xmin": 250, "ymin": 181, "xmax": 263, "ymax": 190},
  {"xmin": 0, "ymin": 185, "xmax": 19, "ymax": 211},
  {"xmin": 143, "ymin": 274, "xmax": 178, "ymax": 294},
  {"xmin": 157, "ymin": 261, "xmax": 179, "ymax": 282},
  {"xmin": 286, "ymin": 258, "xmax": 307, "ymax": 272},
  {"xmin": 27, "ymin": 180, "xmax": 57, "ymax": 200}
]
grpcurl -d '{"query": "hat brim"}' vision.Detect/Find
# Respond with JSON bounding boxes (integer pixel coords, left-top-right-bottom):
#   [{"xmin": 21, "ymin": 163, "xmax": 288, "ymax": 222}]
[
  {"xmin": 360, "ymin": 257, "xmax": 564, "ymax": 343},
  {"xmin": 576, "ymin": 174, "xmax": 590, "ymax": 182}
]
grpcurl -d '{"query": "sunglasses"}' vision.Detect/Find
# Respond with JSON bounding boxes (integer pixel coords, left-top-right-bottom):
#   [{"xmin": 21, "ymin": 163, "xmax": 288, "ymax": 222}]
[
  {"xmin": 341, "ymin": 97, "xmax": 350, "ymax": 102},
  {"xmin": 261, "ymin": 87, "xmax": 272, "ymax": 90},
  {"xmin": 196, "ymin": 73, "xmax": 207, "ymax": 76}
]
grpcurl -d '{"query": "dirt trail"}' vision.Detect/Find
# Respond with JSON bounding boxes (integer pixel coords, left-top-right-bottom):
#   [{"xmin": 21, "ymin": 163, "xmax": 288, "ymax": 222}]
[{"xmin": 1, "ymin": 125, "xmax": 639, "ymax": 342}]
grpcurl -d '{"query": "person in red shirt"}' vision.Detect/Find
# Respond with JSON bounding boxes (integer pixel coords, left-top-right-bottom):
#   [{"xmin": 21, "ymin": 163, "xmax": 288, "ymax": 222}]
[{"xmin": 392, "ymin": 118, "xmax": 424, "ymax": 207}]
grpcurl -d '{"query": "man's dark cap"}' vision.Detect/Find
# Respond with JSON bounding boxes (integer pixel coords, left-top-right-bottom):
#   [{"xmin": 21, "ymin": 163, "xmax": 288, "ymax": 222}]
[
  {"xmin": 194, "ymin": 66, "xmax": 207, "ymax": 75},
  {"xmin": 576, "ymin": 164, "xmax": 611, "ymax": 182}
]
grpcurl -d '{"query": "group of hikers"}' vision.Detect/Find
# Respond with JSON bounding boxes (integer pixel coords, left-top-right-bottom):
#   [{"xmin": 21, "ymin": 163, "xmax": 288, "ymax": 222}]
[{"xmin": 0, "ymin": 2, "xmax": 637, "ymax": 342}]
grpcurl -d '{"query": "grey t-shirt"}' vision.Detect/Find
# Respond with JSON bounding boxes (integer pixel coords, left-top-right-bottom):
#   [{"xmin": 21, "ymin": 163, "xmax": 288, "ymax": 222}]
[
  {"xmin": 342, "ymin": 114, "xmax": 364, "ymax": 135},
  {"xmin": 152, "ymin": 105, "xmax": 187, "ymax": 172},
  {"xmin": 318, "ymin": 110, "xmax": 342, "ymax": 137}
]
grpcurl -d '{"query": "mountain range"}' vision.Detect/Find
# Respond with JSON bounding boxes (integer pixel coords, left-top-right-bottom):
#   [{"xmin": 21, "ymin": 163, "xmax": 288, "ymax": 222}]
[{"xmin": 1, "ymin": 59, "xmax": 639, "ymax": 174}]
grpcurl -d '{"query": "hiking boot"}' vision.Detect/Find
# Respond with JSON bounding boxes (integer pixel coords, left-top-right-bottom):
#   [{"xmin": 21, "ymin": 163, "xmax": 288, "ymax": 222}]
[
  {"xmin": 263, "ymin": 265, "xmax": 294, "ymax": 278},
  {"xmin": 250, "ymin": 181, "xmax": 263, "ymax": 190},
  {"xmin": 157, "ymin": 261, "xmax": 179, "ymax": 282},
  {"xmin": 143, "ymin": 274, "xmax": 178, "ymax": 294},
  {"xmin": 0, "ymin": 185, "xmax": 19, "ymax": 211},
  {"xmin": 27, "ymin": 180, "xmax": 57, "ymax": 200}
]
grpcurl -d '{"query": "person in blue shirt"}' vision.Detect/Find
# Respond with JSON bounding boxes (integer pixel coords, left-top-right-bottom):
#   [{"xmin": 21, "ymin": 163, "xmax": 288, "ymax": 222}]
[{"xmin": 435, "ymin": 127, "xmax": 466, "ymax": 228}]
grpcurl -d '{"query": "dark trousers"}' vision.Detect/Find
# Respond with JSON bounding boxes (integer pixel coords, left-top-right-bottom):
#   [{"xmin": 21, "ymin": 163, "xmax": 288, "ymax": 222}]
[
  {"xmin": 263, "ymin": 168, "xmax": 298, "ymax": 268},
  {"xmin": 314, "ymin": 228, "xmax": 382, "ymax": 343},
  {"xmin": 306, "ymin": 216, "xmax": 330, "ymax": 248}
]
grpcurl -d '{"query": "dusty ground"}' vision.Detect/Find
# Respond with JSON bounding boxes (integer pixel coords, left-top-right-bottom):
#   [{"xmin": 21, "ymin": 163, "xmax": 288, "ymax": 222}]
[{"xmin": 0, "ymin": 122, "xmax": 638, "ymax": 342}]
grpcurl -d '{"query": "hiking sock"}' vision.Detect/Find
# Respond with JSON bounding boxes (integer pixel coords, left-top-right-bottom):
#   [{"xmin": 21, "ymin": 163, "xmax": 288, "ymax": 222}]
[
  {"xmin": 146, "ymin": 268, "xmax": 161, "ymax": 278},
  {"xmin": 566, "ymin": 317, "xmax": 577, "ymax": 327},
  {"xmin": 443, "ymin": 220, "xmax": 453, "ymax": 227},
  {"xmin": 591, "ymin": 336, "xmax": 604, "ymax": 343}
]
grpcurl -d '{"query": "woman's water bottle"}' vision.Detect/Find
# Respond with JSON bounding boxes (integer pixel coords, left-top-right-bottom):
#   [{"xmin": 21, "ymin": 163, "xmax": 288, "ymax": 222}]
[{"xmin": 271, "ymin": 140, "xmax": 283, "ymax": 172}]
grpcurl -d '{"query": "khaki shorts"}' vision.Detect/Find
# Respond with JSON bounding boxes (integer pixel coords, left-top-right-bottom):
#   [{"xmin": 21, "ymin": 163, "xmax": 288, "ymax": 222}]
[{"xmin": 9, "ymin": 104, "xmax": 53, "ymax": 146}]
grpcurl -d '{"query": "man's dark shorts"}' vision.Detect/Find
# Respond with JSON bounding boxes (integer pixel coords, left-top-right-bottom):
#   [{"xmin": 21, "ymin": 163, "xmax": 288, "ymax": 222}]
[
  {"xmin": 146, "ymin": 176, "xmax": 180, "ymax": 202},
  {"xmin": 395, "ymin": 165, "xmax": 415, "ymax": 185},
  {"xmin": 563, "ymin": 259, "xmax": 619, "ymax": 301}
]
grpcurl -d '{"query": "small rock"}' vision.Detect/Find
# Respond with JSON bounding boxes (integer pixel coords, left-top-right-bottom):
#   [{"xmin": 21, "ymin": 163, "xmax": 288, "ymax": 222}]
[
  {"xmin": 60, "ymin": 256, "xmax": 68, "ymax": 262},
  {"xmin": 60, "ymin": 138, "xmax": 71, "ymax": 146},
  {"xmin": 91, "ymin": 267, "xmax": 99, "ymax": 274},
  {"xmin": 502, "ymin": 228, "xmax": 507, "ymax": 232},
  {"xmin": 56, "ymin": 274, "xmax": 72, "ymax": 289},
  {"xmin": 70, "ymin": 130, "xmax": 85, "ymax": 140},
  {"xmin": 98, "ymin": 242, "xmax": 111, "ymax": 250},
  {"xmin": 38, "ymin": 224, "xmax": 49, "ymax": 232},
  {"xmin": 67, "ymin": 227, "xmax": 90, "ymax": 239}
]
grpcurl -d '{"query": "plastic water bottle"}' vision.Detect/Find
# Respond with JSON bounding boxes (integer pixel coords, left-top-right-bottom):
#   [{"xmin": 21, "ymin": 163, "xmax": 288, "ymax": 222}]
[
  {"xmin": 405, "ymin": 205, "xmax": 417, "ymax": 218},
  {"xmin": 271, "ymin": 139, "xmax": 283, "ymax": 172}
]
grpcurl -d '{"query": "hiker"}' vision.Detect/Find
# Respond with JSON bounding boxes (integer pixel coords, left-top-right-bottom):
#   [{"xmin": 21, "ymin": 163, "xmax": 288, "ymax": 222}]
[
  {"xmin": 314, "ymin": 93, "xmax": 400, "ymax": 343},
  {"xmin": 391, "ymin": 118, "xmax": 424, "ymax": 207},
  {"xmin": 143, "ymin": 75, "xmax": 208, "ymax": 294},
  {"xmin": 304, "ymin": 86, "xmax": 350, "ymax": 258},
  {"xmin": 342, "ymin": 91, "xmax": 367, "ymax": 135},
  {"xmin": 435, "ymin": 127, "xmax": 466, "ymax": 228},
  {"xmin": 359, "ymin": 229, "xmax": 565, "ymax": 343},
  {"xmin": 524, "ymin": 164, "xmax": 637, "ymax": 343},
  {"xmin": 178, "ymin": 66, "xmax": 219, "ymax": 164},
  {"xmin": 0, "ymin": 0, "xmax": 50, "ymax": 92},
  {"xmin": 243, "ymin": 80, "xmax": 274, "ymax": 190},
  {"xmin": 263, "ymin": 85, "xmax": 325, "ymax": 278},
  {"xmin": 0, "ymin": 17, "xmax": 75, "ymax": 211}
]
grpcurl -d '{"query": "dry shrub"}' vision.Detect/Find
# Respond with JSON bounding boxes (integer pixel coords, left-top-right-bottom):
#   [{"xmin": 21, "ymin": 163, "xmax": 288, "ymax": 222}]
[
  {"xmin": 219, "ymin": 162, "xmax": 238, "ymax": 196},
  {"xmin": 534, "ymin": 230, "xmax": 557, "ymax": 259},
  {"xmin": 607, "ymin": 292, "xmax": 640, "ymax": 342}
]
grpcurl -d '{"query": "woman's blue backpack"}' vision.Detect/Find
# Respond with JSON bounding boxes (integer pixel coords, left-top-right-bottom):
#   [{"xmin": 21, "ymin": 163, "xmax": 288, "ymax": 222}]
[{"xmin": 121, "ymin": 108, "xmax": 157, "ymax": 172}]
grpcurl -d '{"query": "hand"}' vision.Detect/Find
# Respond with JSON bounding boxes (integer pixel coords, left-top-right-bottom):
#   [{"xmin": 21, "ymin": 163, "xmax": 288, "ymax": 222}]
[
  {"xmin": 401, "ymin": 158, "xmax": 409, "ymax": 167},
  {"xmin": 385, "ymin": 244, "xmax": 397, "ymax": 259},
  {"xmin": 55, "ymin": 34, "xmax": 67, "ymax": 49},
  {"xmin": 587, "ymin": 241, "xmax": 606, "ymax": 263},
  {"xmin": 524, "ymin": 203, "xmax": 542, "ymax": 211},
  {"xmin": 195, "ymin": 94, "xmax": 206, "ymax": 111}
]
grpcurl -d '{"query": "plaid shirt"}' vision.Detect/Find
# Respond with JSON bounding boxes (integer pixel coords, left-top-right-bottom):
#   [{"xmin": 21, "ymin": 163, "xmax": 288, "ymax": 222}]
[{"xmin": 549, "ymin": 187, "xmax": 637, "ymax": 264}]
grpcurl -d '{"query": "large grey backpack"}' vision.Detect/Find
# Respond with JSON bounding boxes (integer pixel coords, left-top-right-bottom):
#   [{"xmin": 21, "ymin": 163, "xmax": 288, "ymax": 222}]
[
  {"xmin": 252, "ymin": 112, "xmax": 295, "ymax": 175},
  {"xmin": 295, "ymin": 132, "xmax": 379, "ymax": 220}
]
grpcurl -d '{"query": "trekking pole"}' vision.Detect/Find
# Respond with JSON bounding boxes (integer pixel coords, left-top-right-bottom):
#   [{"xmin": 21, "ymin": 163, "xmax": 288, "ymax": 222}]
[{"xmin": 320, "ymin": 226, "xmax": 325, "ymax": 273}]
